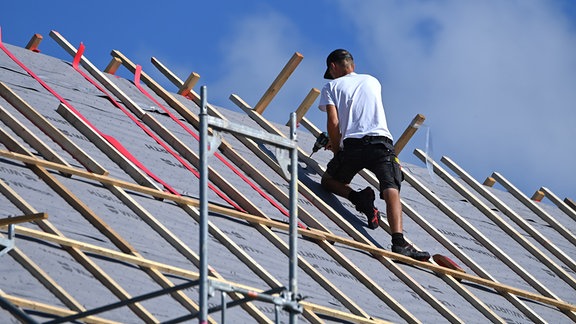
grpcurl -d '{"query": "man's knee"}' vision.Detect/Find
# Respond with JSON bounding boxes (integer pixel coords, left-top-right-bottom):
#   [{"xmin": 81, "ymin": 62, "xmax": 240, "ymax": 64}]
[{"xmin": 381, "ymin": 187, "xmax": 400, "ymax": 201}]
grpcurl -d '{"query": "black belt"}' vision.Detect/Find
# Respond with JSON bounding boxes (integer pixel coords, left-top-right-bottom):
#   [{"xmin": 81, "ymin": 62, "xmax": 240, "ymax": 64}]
[{"xmin": 343, "ymin": 135, "xmax": 393, "ymax": 146}]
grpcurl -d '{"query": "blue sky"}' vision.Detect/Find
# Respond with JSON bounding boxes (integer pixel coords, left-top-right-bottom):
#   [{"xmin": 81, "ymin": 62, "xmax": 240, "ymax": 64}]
[{"xmin": 1, "ymin": 0, "xmax": 575, "ymax": 201}]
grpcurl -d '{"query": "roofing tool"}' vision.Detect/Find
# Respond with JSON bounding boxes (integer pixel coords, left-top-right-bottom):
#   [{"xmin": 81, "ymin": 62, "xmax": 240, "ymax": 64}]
[{"xmin": 310, "ymin": 131, "xmax": 329, "ymax": 157}]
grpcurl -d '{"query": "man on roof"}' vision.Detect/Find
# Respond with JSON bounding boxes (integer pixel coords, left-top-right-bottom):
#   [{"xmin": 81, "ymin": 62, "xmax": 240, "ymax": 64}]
[{"xmin": 318, "ymin": 49, "xmax": 430, "ymax": 261}]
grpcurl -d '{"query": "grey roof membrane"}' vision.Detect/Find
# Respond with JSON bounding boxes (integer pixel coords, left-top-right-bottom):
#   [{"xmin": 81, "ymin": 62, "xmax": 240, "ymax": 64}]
[{"xmin": 0, "ymin": 39, "xmax": 575, "ymax": 324}]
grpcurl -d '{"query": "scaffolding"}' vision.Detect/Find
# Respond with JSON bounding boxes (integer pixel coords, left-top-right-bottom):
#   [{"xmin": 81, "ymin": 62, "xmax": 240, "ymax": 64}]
[{"xmin": 199, "ymin": 86, "xmax": 302, "ymax": 323}]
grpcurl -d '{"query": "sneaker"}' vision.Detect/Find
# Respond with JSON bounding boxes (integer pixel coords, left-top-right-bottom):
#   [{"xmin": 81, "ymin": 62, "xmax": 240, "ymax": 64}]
[
  {"xmin": 350, "ymin": 187, "xmax": 379, "ymax": 229},
  {"xmin": 392, "ymin": 243, "xmax": 431, "ymax": 261},
  {"xmin": 366, "ymin": 207, "xmax": 380, "ymax": 229}
]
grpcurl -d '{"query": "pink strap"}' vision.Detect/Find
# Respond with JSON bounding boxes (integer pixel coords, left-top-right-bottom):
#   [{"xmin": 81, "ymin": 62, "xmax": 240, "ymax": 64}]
[
  {"xmin": 134, "ymin": 66, "xmax": 306, "ymax": 226},
  {"xmin": 71, "ymin": 45, "xmax": 246, "ymax": 210}
]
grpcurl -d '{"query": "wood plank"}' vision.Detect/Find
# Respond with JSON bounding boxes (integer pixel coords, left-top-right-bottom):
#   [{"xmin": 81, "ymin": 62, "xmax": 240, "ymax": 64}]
[
  {"xmin": 0, "ymin": 124, "xmax": 208, "ymax": 321},
  {"xmin": 253, "ymin": 52, "xmax": 303, "ymax": 114},
  {"xmin": 0, "ymin": 82, "xmax": 108, "ymax": 175},
  {"xmin": 178, "ymin": 71, "xmax": 200, "ymax": 96},
  {"xmin": 394, "ymin": 113, "xmax": 425, "ymax": 155},
  {"xmin": 55, "ymin": 103, "xmax": 161, "ymax": 190},
  {"xmin": 287, "ymin": 88, "xmax": 320, "ymax": 126},
  {"xmin": 0, "ymin": 184, "xmax": 87, "ymax": 313},
  {"xmin": 442, "ymin": 155, "xmax": 576, "ymax": 295},
  {"xmin": 57, "ymin": 44, "xmax": 290, "ymax": 322},
  {"xmin": 1, "ymin": 149, "xmax": 574, "ymax": 313},
  {"xmin": 0, "ymin": 188, "xmax": 156, "ymax": 321},
  {"xmin": 107, "ymin": 186, "xmax": 258, "ymax": 324},
  {"xmin": 492, "ymin": 172, "xmax": 576, "ymax": 247},
  {"xmin": 414, "ymin": 150, "xmax": 576, "ymax": 290},
  {"xmin": 483, "ymin": 177, "xmax": 496, "ymax": 187},
  {"xmin": 0, "ymin": 128, "xmax": 158, "ymax": 322},
  {"xmin": 414, "ymin": 150, "xmax": 576, "ymax": 321},
  {"xmin": 151, "ymin": 56, "xmax": 187, "ymax": 91},
  {"xmin": 49, "ymin": 31, "xmax": 147, "ymax": 119},
  {"xmin": 0, "ymin": 212, "xmax": 47, "ymax": 226},
  {"xmin": 25, "ymin": 33, "xmax": 43, "ymax": 52},
  {"xmin": 5, "ymin": 245, "xmax": 87, "ymax": 313},
  {"xmin": 140, "ymin": 112, "xmax": 269, "ymax": 217},
  {"xmin": 397, "ymin": 165, "xmax": 561, "ymax": 323},
  {"xmin": 13, "ymin": 225, "xmax": 389, "ymax": 324},
  {"xmin": 539, "ymin": 187, "xmax": 576, "ymax": 221},
  {"xmin": 104, "ymin": 57, "xmax": 122, "ymax": 74},
  {"xmin": 0, "ymin": 291, "xmax": 119, "ymax": 324},
  {"xmin": 0, "ymin": 103, "xmax": 73, "ymax": 178},
  {"xmin": 565, "ymin": 198, "xmax": 576, "ymax": 213},
  {"xmin": 531, "ymin": 189, "xmax": 545, "ymax": 202}
]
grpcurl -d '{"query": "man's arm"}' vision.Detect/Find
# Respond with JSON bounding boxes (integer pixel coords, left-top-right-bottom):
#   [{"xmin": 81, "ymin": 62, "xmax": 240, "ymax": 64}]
[{"xmin": 325, "ymin": 104, "xmax": 341, "ymax": 154}]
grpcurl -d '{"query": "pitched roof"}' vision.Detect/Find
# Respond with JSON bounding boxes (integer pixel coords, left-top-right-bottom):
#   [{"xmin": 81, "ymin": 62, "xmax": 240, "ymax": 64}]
[{"xmin": 0, "ymin": 30, "xmax": 575, "ymax": 323}]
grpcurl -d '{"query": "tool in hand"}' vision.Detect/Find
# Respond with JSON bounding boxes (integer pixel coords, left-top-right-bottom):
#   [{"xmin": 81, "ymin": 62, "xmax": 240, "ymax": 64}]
[{"xmin": 310, "ymin": 132, "xmax": 329, "ymax": 157}]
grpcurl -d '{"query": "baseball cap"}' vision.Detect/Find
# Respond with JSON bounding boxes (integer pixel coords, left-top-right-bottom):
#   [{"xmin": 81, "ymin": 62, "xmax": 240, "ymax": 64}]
[{"xmin": 324, "ymin": 49, "xmax": 353, "ymax": 79}]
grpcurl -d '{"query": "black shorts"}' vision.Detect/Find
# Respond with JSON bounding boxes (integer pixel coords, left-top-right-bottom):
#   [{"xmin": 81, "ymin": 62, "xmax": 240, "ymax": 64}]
[{"xmin": 325, "ymin": 137, "xmax": 403, "ymax": 195}]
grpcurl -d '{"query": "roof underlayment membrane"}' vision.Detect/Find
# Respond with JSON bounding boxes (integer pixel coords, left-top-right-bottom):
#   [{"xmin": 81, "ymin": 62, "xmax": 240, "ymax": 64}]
[{"xmin": 0, "ymin": 35, "xmax": 575, "ymax": 324}]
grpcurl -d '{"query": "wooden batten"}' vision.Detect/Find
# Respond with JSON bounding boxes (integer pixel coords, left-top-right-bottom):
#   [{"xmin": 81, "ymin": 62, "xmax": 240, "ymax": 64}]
[
  {"xmin": 443, "ymin": 158, "xmax": 576, "ymax": 276},
  {"xmin": 394, "ymin": 113, "xmax": 425, "ymax": 155},
  {"xmin": 483, "ymin": 176, "xmax": 496, "ymax": 187},
  {"xmin": 531, "ymin": 190, "xmax": 545, "ymax": 202},
  {"xmin": 564, "ymin": 198, "xmax": 576, "ymax": 212},
  {"xmin": 25, "ymin": 34, "xmax": 43, "ymax": 52},
  {"xmin": 287, "ymin": 88, "xmax": 320, "ymax": 126},
  {"xmin": 0, "ymin": 82, "xmax": 108, "ymax": 175},
  {"xmin": 104, "ymin": 57, "xmax": 122, "ymax": 74},
  {"xmin": 177, "ymin": 71, "xmax": 200, "ymax": 96},
  {"xmin": 492, "ymin": 172, "xmax": 576, "ymax": 247},
  {"xmin": 0, "ymin": 104, "xmax": 72, "ymax": 174},
  {"xmin": 536, "ymin": 187, "xmax": 576, "ymax": 222},
  {"xmin": 0, "ymin": 212, "xmax": 47, "ymax": 226},
  {"xmin": 253, "ymin": 52, "xmax": 303, "ymax": 115}
]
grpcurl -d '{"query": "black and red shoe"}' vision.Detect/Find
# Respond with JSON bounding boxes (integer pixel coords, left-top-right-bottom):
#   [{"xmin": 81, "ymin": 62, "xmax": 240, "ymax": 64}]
[
  {"xmin": 350, "ymin": 187, "xmax": 379, "ymax": 229},
  {"xmin": 392, "ymin": 243, "xmax": 430, "ymax": 261},
  {"xmin": 367, "ymin": 207, "xmax": 380, "ymax": 229}
]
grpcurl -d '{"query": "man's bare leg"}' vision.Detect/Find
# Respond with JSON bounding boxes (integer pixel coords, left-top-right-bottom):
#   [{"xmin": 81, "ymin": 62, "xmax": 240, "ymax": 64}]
[{"xmin": 382, "ymin": 188, "xmax": 402, "ymax": 233}]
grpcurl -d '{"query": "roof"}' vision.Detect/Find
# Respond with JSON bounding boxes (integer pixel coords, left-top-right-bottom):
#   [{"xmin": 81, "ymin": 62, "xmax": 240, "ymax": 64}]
[{"xmin": 0, "ymin": 30, "xmax": 575, "ymax": 323}]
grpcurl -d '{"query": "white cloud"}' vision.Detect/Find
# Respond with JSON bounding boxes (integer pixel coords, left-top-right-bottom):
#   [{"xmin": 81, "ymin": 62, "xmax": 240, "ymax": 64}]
[
  {"xmin": 209, "ymin": 11, "xmax": 307, "ymax": 113},
  {"xmin": 334, "ymin": 0, "xmax": 576, "ymax": 198},
  {"xmin": 194, "ymin": 0, "xmax": 575, "ymax": 199}
]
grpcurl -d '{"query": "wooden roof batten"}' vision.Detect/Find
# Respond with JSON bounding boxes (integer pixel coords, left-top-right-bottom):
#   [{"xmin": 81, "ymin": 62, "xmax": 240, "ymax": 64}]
[{"xmin": 0, "ymin": 28, "xmax": 574, "ymax": 323}]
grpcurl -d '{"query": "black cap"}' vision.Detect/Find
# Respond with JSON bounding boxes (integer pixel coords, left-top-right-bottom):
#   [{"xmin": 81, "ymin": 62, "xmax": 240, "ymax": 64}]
[{"xmin": 324, "ymin": 49, "xmax": 353, "ymax": 79}]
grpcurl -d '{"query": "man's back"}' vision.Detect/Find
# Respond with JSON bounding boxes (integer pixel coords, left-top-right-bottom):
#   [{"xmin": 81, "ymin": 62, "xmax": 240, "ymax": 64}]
[{"xmin": 320, "ymin": 72, "xmax": 392, "ymax": 142}]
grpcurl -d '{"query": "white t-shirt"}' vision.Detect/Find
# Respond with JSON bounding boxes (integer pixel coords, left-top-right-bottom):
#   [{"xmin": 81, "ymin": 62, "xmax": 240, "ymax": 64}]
[{"xmin": 319, "ymin": 72, "xmax": 393, "ymax": 148}]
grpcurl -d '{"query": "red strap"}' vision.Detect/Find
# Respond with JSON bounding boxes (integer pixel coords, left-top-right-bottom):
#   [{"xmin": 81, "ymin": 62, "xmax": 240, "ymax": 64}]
[
  {"xmin": 134, "ymin": 66, "xmax": 306, "ymax": 227},
  {"xmin": 71, "ymin": 43, "xmax": 180, "ymax": 196},
  {"xmin": 71, "ymin": 46, "xmax": 247, "ymax": 211},
  {"xmin": 0, "ymin": 27, "xmax": 177, "ymax": 195}
]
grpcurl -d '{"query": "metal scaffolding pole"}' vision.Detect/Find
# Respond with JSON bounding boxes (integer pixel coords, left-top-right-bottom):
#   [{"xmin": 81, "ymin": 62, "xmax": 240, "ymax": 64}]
[
  {"xmin": 199, "ymin": 85, "xmax": 209, "ymax": 323},
  {"xmin": 198, "ymin": 86, "xmax": 301, "ymax": 323}
]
